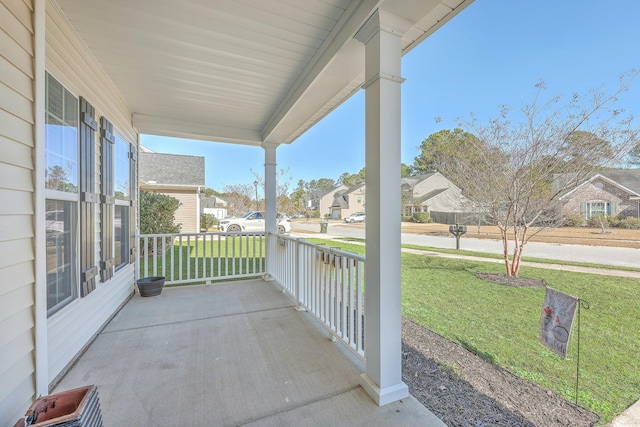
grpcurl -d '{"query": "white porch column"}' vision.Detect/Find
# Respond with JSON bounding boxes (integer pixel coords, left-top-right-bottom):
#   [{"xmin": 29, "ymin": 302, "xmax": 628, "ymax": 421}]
[
  {"xmin": 263, "ymin": 143, "xmax": 278, "ymax": 279},
  {"xmin": 355, "ymin": 9, "xmax": 409, "ymax": 406}
]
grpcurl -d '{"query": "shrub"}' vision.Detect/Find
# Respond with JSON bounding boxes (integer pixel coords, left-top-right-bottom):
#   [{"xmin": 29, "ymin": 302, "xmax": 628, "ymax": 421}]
[
  {"xmin": 140, "ymin": 191, "xmax": 181, "ymax": 234},
  {"xmin": 586, "ymin": 213, "xmax": 608, "ymax": 229},
  {"xmin": 607, "ymin": 214, "xmax": 622, "ymax": 228},
  {"xmin": 615, "ymin": 217, "xmax": 640, "ymax": 229},
  {"xmin": 563, "ymin": 213, "xmax": 584, "ymax": 227},
  {"xmin": 200, "ymin": 213, "xmax": 218, "ymax": 231},
  {"xmin": 401, "ymin": 216, "xmax": 414, "ymax": 222},
  {"xmin": 312, "ymin": 210, "xmax": 321, "ymax": 218},
  {"xmin": 413, "ymin": 212, "xmax": 432, "ymax": 223}
]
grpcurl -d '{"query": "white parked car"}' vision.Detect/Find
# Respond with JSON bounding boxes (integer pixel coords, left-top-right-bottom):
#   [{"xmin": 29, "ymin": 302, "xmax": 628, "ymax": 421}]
[
  {"xmin": 218, "ymin": 211, "xmax": 291, "ymax": 234},
  {"xmin": 344, "ymin": 212, "xmax": 366, "ymax": 223}
]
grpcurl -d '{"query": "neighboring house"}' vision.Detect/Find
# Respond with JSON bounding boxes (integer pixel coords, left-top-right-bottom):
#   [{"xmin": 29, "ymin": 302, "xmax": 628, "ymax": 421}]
[
  {"xmin": 202, "ymin": 196, "xmax": 228, "ymax": 219},
  {"xmin": 139, "ymin": 150, "xmax": 205, "ymax": 233},
  {"xmin": 401, "ymin": 172, "xmax": 468, "ymax": 220},
  {"xmin": 555, "ymin": 169, "xmax": 640, "ymax": 221},
  {"xmin": 330, "ymin": 184, "xmax": 366, "ymax": 219},
  {"xmin": 308, "ymin": 185, "xmax": 347, "ymax": 217}
]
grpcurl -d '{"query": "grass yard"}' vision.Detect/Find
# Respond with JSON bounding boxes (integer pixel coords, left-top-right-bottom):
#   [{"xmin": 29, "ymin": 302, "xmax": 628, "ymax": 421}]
[
  {"xmin": 139, "ymin": 235, "xmax": 266, "ymax": 283},
  {"xmin": 308, "ymin": 238, "xmax": 640, "ymax": 425}
]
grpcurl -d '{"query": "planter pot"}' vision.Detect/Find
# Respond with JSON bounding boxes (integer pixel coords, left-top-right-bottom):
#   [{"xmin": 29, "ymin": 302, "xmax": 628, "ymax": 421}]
[
  {"xmin": 14, "ymin": 385, "xmax": 103, "ymax": 427},
  {"xmin": 136, "ymin": 276, "xmax": 165, "ymax": 297}
]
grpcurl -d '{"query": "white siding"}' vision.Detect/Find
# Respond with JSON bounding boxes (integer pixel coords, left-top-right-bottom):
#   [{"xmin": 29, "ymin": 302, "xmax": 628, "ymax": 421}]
[
  {"xmin": 0, "ymin": 0, "xmax": 37, "ymax": 424},
  {"xmin": 44, "ymin": 0, "xmax": 137, "ymax": 386}
]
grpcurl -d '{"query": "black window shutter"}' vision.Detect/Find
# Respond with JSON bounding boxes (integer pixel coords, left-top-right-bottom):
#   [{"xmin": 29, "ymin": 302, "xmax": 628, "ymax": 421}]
[
  {"xmin": 129, "ymin": 144, "xmax": 138, "ymax": 264},
  {"xmin": 100, "ymin": 117, "xmax": 115, "ymax": 282},
  {"xmin": 79, "ymin": 97, "xmax": 99, "ymax": 296}
]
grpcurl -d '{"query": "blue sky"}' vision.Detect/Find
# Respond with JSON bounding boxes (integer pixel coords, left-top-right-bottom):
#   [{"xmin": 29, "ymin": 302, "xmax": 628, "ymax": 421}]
[{"xmin": 140, "ymin": 0, "xmax": 640, "ymax": 191}]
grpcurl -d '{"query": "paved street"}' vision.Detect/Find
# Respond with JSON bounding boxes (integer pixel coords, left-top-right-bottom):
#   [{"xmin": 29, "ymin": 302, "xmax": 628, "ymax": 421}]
[{"xmin": 292, "ymin": 221, "xmax": 640, "ymax": 269}]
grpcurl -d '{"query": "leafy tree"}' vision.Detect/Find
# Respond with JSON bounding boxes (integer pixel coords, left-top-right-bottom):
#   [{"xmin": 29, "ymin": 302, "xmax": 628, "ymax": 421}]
[
  {"xmin": 203, "ymin": 188, "xmax": 223, "ymax": 197},
  {"xmin": 412, "ymin": 128, "xmax": 486, "ymax": 177},
  {"xmin": 306, "ymin": 178, "xmax": 336, "ymax": 193},
  {"xmin": 400, "ymin": 163, "xmax": 412, "ymax": 178},
  {"xmin": 629, "ymin": 143, "xmax": 640, "ymax": 166},
  {"xmin": 446, "ymin": 73, "xmax": 639, "ymax": 277},
  {"xmin": 139, "ymin": 191, "xmax": 181, "ymax": 235}
]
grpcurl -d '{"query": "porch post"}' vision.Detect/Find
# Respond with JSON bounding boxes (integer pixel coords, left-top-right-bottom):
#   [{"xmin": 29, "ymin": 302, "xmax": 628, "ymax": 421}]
[
  {"xmin": 263, "ymin": 143, "xmax": 278, "ymax": 279},
  {"xmin": 355, "ymin": 9, "xmax": 409, "ymax": 405}
]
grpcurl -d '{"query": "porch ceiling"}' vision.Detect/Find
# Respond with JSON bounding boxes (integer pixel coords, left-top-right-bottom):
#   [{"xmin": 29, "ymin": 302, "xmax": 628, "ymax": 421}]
[{"xmin": 54, "ymin": 0, "xmax": 472, "ymax": 146}]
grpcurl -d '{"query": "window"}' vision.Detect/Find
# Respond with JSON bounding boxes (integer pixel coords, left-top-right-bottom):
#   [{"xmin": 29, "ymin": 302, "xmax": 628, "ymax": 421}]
[
  {"xmin": 114, "ymin": 205, "xmax": 129, "ymax": 268},
  {"xmin": 45, "ymin": 74, "xmax": 78, "ymax": 192},
  {"xmin": 585, "ymin": 200, "xmax": 611, "ymax": 219},
  {"xmin": 114, "ymin": 134, "xmax": 131, "ymax": 270},
  {"xmin": 45, "ymin": 73, "xmax": 79, "ymax": 315}
]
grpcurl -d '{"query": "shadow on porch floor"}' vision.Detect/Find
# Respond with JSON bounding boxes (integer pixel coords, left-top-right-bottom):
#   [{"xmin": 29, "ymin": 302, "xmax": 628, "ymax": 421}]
[{"xmin": 53, "ymin": 279, "xmax": 444, "ymax": 426}]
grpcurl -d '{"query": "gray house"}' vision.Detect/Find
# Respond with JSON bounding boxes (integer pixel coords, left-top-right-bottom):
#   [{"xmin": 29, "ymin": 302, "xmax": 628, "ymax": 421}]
[
  {"xmin": 401, "ymin": 172, "xmax": 468, "ymax": 221},
  {"xmin": 139, "ymin": 150, "xmax": 206, "ymax": 233}
]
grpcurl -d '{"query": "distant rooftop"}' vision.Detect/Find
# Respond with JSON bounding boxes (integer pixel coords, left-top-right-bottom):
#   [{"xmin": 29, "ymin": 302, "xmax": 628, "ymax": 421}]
[{"xmin": 139, "ymin": 151, "xmax": 205, "ymax": 187}]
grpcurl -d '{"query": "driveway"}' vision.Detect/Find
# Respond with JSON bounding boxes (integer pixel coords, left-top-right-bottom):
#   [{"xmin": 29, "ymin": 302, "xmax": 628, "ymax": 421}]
[{"xmin": 292, "ymin": 222, "xmax": 640, "ymax": 269}]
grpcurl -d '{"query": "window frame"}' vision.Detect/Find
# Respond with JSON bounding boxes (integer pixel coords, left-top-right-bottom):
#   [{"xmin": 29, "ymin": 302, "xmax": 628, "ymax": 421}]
[{"xmin": 45, "ymin": 72, "xmax": 80, "ymax": 317}]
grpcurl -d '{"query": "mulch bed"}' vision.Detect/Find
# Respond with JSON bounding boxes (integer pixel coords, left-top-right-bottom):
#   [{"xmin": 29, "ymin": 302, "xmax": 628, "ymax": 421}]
[
  {"xmin": 474, "ymin": 273, "xmax": 547, "ymax": 288},
  {"xmin": 402, "ymin": 317, "xmax": 599, "ymax": 426}
]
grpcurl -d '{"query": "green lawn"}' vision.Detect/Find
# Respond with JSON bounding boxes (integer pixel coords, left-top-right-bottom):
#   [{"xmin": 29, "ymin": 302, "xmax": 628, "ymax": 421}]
[
  {"xmin": 139, "ymin": 235, "xmax": 265, "ymax": 283},
  {"xmin": 308, "ymin": 238, "xmax": 639, "ymax": 425}
]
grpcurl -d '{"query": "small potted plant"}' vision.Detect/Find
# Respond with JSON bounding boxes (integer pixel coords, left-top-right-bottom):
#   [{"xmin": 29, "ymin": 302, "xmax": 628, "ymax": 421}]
[{"xmin": 136, "ymin": 276, "xmax": 165, "ymax": 297}]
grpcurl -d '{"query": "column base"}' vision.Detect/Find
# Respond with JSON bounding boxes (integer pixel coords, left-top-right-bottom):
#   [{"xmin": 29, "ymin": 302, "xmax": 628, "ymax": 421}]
[{"xmin": 360, "ymin": 373, "xmax": 409, "ymax": 406}]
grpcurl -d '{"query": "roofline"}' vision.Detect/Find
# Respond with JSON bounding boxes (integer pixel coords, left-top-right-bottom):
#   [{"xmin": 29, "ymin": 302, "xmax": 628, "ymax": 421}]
[{"xmin": 559, "ymin": 173, "xmax": 640, "ymax": 200}]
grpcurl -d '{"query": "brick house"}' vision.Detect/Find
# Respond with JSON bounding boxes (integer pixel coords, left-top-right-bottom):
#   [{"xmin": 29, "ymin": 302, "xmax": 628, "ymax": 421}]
[{"xmin": 555, "ymin": 169, "xmax": 640, "ymax": 221}]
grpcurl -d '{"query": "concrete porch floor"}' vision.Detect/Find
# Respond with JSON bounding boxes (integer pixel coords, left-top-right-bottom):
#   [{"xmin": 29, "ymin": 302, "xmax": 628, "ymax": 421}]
[{"xmin": 54, "ymin": 279, "xmax": 445, "ymax": 426}]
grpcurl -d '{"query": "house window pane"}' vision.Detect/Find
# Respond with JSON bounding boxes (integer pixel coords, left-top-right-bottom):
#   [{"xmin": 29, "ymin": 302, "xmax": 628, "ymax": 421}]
[
  {"xmin": 46, "ymin": 199, "xmax": 77, "ymax": 316},
  {"xmin": 586, "ymin": 200, "xmax": 610, "ymax": 219},
  {"xmin": 114, "ymin": 135, "xmax": 130, "ymax": 200},
  {"xmin": 114, "ymin": 205, "xmax": 130, "ymax": 270},
  {"xmin": 45, "ymin": 73, "xmax": 78, "ymax": 192}
]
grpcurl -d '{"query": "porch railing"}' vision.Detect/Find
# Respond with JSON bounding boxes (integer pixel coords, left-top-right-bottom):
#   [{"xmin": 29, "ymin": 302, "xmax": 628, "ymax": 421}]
[
  {"xmin": 138, "ymin": 232, "xmax": 266, "ymax": 285},
  {"xmin": 137, "ymin": 231, "xmax": 365, "ymax": 360},
  {"xmin": 272, "ymin": 234, "xmax": 365, "ymax": 360}
]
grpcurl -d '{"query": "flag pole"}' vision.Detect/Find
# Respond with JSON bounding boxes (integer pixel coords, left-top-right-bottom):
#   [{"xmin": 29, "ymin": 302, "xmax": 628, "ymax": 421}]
[{"xmin": 575, "ymin": 299, "xmax": 590, "ymax": 405}]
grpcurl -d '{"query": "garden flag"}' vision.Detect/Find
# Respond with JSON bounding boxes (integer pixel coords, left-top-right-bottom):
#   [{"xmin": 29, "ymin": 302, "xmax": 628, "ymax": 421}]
[{"xmin": 540, "ymin": 287, "xmax": 578, "ymax": 358}]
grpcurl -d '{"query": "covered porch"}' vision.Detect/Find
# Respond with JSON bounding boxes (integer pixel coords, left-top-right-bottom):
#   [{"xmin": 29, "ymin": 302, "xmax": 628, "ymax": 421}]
[{"xmin": 53, "ymin": 279, "xmax": 444, "ymax": 426}]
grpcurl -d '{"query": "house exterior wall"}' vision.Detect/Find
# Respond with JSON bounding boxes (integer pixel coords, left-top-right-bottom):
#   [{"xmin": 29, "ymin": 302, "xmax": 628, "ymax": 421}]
[
  {"xmin": 312, "ymin": 185, "xmax": 346, "ymax": 218},
  {"xmin": 335, "ymin": 186, "xmax": 366, "ymax": 219},
  {"xmin": 1, "ymin": 2, "xmax": 140, "ymax": 424},
  {"xmin": 561, "ymin": 178, "xmax": 635, "ymax": 220},
  {"xmin": 425, "ymin": 188, "xmax": 465, "ymax": 212},
  {"xmin": 0, "ymin": 0, "xmax": 38, "ymax": 423},
  {"xmin": 145, "ymin": 188, "xmax": 200, "ymax": 233}
]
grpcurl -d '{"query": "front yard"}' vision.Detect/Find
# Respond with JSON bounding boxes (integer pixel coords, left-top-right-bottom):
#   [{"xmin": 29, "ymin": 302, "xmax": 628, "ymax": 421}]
[{"xmin": 310, "ymin": 238, "xmax": 639, "ymax": 425}]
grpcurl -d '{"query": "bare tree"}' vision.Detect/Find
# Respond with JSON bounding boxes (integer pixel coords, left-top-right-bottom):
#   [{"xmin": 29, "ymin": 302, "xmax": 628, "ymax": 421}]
[
  {"xmin": 221, "ymin": 183, "xmax": 254, "ymax": 217},
  {"xmin": 451, "ymin": 72, "xmax": 639, "ymax": 277},
  {"xmin": 250, "ymin": 167, "xmax": 293, "ymax": 214}
]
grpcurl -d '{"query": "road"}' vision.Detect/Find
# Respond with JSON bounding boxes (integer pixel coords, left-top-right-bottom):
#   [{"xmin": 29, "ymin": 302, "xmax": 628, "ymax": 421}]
[{"xmin": 291, "ymin": 221, "xmax": 640, "ymax": 269}]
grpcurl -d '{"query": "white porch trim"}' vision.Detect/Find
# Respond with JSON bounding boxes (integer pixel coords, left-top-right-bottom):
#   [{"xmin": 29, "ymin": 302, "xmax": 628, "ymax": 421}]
[
  {"xmin": 356, "ymin": 9, "xmax": 410, "ymax": 406},
  {"xmin": 34, "ymin": 0, "xmax": 49, "ymax": 396}
]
